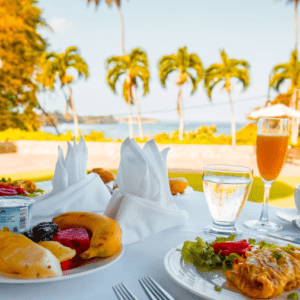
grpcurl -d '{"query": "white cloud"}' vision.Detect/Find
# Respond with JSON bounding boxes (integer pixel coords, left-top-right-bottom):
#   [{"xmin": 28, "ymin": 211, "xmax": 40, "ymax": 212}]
[{"xmin": 49, "ymin": 18, "xmax": 74, "ymax": 34}]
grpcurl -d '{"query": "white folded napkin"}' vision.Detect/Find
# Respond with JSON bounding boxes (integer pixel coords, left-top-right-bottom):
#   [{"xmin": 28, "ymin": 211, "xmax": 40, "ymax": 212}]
[
  {"xmin": 32, "ymin": 137, "xmax": 111, "ymax": 218},
  {"xmin": 104, "ymin": 138, "xmax": 189, "ymax": 245}
]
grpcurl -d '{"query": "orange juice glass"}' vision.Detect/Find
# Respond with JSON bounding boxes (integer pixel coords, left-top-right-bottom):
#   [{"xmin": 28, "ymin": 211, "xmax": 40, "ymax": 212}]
[
  {"xmin": 256, "ymin": 134, "xmax": 289, "ymax": 181},
  {"xmin": 244, "ymin": 118, "xmax": 290, "ymax": 232}
]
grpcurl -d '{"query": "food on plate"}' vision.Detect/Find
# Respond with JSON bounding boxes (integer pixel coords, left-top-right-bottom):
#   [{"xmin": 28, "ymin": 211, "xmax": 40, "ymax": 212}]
[
  {"xmin": 31, "ymin": 222, "xmax": 59, "ymax": 242},
  {"xmin": 0, "ymin": 178, "xmax": 37, "ymax": 193},
  {"xmin": 0, "ymin": 184, "xmax": 27, "ymax": 196},
  {"xmin": 53, "ymin": 227, "xmax": 91, "ymax": 270},
  {"xmin": 181, "ymin": 235, "xmax": 300, "ymax": 299},
  {"xmin": 169, "ymin": 177, "xmax": 188, "ymax": 195},
  {"xmin": 52, "ymin": 212, "xmax": 122, "ymax": 259},
  {"xmin": 38, "ymin": 241, "xmax": 76, "ymax": 263},
  {"xmin": 225, "ymin": 247, "xmax": 300, "ymax": 299},
  {"xmin": 88, "ymin": 168, "xmax": 116, "ymax": 184},
  {"xmin": 15, "ymin": 180, "xmax": 37, "ymax": 193},
  {"xmin": 0, "ymin": 228, "xmax": 62, "ymax": 278}
]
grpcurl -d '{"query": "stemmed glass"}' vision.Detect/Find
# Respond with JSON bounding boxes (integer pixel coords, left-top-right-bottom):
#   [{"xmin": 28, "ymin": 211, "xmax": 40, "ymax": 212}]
[{"xmin": 244, "ymin": 117, "xmax": 290, "ymax": 232}]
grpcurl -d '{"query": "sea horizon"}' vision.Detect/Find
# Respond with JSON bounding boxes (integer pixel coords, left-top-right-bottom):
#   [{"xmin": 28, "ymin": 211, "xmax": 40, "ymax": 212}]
[{"xmin": 42, "ymin": 121, "xmax": 249, "ymax": 140}]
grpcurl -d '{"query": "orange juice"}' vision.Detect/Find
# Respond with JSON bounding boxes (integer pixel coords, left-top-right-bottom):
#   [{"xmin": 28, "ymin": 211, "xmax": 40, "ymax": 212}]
[{"xmin": 256, "ymin": 134, "xmax": 289, "ymax": 181}]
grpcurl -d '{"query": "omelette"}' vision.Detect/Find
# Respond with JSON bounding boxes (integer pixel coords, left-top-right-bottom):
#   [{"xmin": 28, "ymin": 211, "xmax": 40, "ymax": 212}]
[{"xmin": 224, "ymin": 247, "xmax": 300, "ymax": 299}]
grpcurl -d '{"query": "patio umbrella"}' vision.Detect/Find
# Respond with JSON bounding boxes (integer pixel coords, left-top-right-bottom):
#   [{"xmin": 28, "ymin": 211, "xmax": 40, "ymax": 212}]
[{"xmin": 248, "ymin": 104, "xmax": 300, "ymax": 120}]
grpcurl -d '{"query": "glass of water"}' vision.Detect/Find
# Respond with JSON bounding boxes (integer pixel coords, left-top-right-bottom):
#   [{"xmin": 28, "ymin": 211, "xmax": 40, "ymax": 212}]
[{"xmin": 203, "ymin": 164, "xmax": 253, "ymax": 236}]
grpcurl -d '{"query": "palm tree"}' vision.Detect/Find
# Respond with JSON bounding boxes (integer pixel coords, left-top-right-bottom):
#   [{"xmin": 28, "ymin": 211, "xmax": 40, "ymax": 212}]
[
  {"xmin": 280, "ymin": 0, "xmax": 300, "ymax": 50},
  {"xmin": 205, "ymin": 49, "xmax": 250, "ymax": 147},
  {"xmin": 87, "ymin": 0, "xmax": 125, "ymax": 55},
  {"xmin": 158, "ymin": 47, "xmax": 204, "ymax": 141},
  {"xmin": 37, "ymin": 46, "xmax": 89, "ymax": 138},
  {"xmin": 106, "ymin": 48, "xmax": 150, "ymax": 139},
  {"xmin": 270, "ymin": 49, "xmax": 300, "ymax": 143}
]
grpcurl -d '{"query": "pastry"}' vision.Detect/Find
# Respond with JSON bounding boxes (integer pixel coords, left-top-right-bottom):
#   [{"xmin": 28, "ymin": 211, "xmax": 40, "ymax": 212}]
[
  {"xmin": 88, "ymin": 168, "xmax": 116, "ymax": 184},
  {"xmin": 169, "ymin": 177, "xmax": 188, "ymax": 195}
]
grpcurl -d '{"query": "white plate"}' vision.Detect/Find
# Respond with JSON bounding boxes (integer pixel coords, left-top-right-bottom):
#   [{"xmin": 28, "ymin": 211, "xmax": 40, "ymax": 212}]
[
  {"xmin": 164, "ymin": 240, "xmax": 300, "ymax": 300},
  {"xmin": 172, "ymin": 186, "xmax": 194, "ymax": 197},
  {"xmin": 0, "ymin": 244, "xmax": 123, "ymax": 284},
  {"xmin": 276, "ymin": 208, "xmax": 300, "ymax": 222}
]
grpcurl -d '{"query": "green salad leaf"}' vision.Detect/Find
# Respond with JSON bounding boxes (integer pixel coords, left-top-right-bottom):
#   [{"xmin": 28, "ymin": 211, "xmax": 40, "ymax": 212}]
[
  {"xmin": 287, "ymin": 292, "xmax": 299, "ymax": 300},
  {"xmin": 214, "ymin": 285, "xmax": 222, "ymax": 292},
  {"xmin": 181, "ymin": 235, "xmax": 239, "ymax": 272}
]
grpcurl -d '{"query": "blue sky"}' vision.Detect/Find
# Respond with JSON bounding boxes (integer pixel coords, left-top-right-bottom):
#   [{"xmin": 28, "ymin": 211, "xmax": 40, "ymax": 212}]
[{"xmin": 37, "ymin": 0, "xmax": 295, "ymax": 122}]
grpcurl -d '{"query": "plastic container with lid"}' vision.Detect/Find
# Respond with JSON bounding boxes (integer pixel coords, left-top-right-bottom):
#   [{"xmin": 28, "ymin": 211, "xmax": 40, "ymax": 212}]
[{"xmin": 0, "ymin": 196, "xmax": 35, "ymax": 233}]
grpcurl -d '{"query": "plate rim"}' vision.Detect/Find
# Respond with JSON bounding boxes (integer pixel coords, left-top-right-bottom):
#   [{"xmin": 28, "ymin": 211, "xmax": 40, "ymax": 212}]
[
  {"xmin": 172, "ymin": 185, "xmax": 194, "ymax": 197},
  {"xmin": 164, "ymin": 239, "xmax": 300, "ymax": 300},
  {"xmin": 0, "ymin": 244, "xmax": 124, "ymax": 284},
  {"xmin": 276, "ymin": 208, "xmax": 300, "ymax": 222}
]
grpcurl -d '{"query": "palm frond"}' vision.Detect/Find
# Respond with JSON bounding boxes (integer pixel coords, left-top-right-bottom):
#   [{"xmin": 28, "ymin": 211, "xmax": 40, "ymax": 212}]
[{"xmin": 206, "ymin": 78, "xmax": 223, "ymax": 99}]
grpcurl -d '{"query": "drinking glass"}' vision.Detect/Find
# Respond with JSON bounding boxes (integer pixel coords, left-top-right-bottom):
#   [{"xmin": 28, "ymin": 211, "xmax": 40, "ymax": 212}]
[
  {"xmin": 203, "ymin": 164, "xmax": 253, "ymax": 236},
  {"xmin": 244, "ymin": 117, "xmax": 290, "ymax": 232}
]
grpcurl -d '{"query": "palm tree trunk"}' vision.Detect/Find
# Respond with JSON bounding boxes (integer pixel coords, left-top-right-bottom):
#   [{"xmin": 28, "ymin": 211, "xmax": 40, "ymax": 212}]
[
  {"xmin": 117, "ymin": 5, "xmax": 126, "ymax": 55},
  {"xmin": 68, "ymin": 86, "xmax": 79, "ymax": 139},
  {"xmin": 177, "ymin": 85, "xmax": 184, "ymax": 141},
  {"xmin": 128, "ymin": 102, "xmax": 133, "ymax": 138},
  {"xmin": 228, "ymin": 91, "xmax": 236, "ymax": 147},
  {"xmin": 132, "ymin": 84, "xmax": 144, "ymax": 139},
  {"xmin": 37, "ymin": 102, "xmax": 60, "ymax": 135},
  {"xmin": 295, "ymin": 1, "xmax": 298, "ymax": 51}
]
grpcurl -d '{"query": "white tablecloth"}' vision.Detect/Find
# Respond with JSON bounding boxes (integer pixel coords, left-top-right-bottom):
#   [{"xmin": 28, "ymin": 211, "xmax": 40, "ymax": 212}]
[{"xmin": 0, "ymin": 187, "xmax": 299, "ymax": 300}]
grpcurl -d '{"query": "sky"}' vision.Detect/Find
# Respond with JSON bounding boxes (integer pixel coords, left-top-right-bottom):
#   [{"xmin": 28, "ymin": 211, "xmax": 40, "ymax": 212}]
[{"xmin": 37, "ymin": 0, "xmax": 296, "ymax": 123}]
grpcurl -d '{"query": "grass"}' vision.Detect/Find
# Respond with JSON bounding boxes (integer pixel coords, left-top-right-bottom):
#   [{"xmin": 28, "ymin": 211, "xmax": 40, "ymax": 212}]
[{"xmin": 2, "ymin": 170, "xmax": 298, "ymax": 208}]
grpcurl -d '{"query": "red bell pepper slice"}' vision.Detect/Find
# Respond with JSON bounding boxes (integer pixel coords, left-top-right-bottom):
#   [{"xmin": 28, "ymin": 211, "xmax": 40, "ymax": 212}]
[{"xmin": 213, "ymin": 240, "xmax": 251, "ymax": 256}]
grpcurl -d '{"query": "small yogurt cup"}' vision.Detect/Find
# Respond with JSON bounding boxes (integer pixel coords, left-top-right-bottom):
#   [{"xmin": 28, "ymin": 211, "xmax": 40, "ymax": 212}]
[{"xmin": 0, "ymin": 196, "xmax": 35, "ymax": 233}]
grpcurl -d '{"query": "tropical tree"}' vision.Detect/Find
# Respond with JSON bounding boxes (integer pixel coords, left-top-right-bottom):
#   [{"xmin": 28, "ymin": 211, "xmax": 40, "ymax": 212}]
[
  {"xmin": 87, "ymin": 0, "xmax": 126, "ymax": 55},
  {"xmin": 269, "ymin": 49, "xmax": 300, "ymax": 143},
  {"xmin": 205, "ymin": 49, "xmax": 250, "ymax": 147},
  {"xmin": 279, "ymin": 0, "xmax": 300, "ymax": 50},
  {"xmin": 106, "ymin": 48, "xmax": 150, "ymax": 139},
  {"xmin": 37, "ymin": 46, "xmax": 89, "ymax": 138},
  {"xmin": 0, "ymin": 0, "xmax": 47, "ymax": 131},
  {"xmin": 158, "ymin": 47, "xmax": 204, "ymax": 140}
]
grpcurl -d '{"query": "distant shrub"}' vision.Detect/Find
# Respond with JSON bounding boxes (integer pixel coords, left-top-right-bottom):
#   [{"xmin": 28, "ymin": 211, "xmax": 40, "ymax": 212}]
[{"xmin": 0, "ymin": 123, "xmax": 259, "ymax": 145}]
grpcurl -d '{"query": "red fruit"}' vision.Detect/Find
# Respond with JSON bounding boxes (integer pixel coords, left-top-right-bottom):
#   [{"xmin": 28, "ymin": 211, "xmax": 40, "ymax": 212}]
[
  {"xmin": 54, "ymin": 228, "xmax": 91, "ymax": 271},
  {"xmin": 60, "ymin": 259, "xmax": 74, "ymax": 271},
  {"xmin": 53, "ymin": 227, "xmax": 90, "ymax": 255}
]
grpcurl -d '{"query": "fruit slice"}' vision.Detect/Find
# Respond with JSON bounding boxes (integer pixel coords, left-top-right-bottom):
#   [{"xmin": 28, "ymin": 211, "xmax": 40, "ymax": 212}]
[
  {"xmin": 52, "ymin": 227, "xmax": 91, "ymax": 271},
  {"xmin": 38, "ymin": 241, "xmax": 76, "ymax": 262},
  {"xmin": 52, "ymin": 212, "xmax": 122, "ymax": 259},
  {"xmin": 53, "ymin": 227, "xmax": 90, "ymax": 255}
]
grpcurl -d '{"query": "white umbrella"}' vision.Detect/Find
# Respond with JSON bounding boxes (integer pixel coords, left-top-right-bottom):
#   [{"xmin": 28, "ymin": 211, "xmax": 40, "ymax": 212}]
[{"xmin": 248, "ymin": 104, "xmax": 300, "ymax": 120}]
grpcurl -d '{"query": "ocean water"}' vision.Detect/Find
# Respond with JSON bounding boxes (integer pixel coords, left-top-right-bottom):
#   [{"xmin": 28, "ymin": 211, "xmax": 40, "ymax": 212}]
[{"xmin": 42, "ymin": 121, "xmax": 247, "ymax": 140}]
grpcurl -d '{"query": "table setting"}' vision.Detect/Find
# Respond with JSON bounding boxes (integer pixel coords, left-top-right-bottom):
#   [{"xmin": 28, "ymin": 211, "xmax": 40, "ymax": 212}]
[{"xmin": 1, "ymin": 117, "xmax": 300, "ymax": 300}]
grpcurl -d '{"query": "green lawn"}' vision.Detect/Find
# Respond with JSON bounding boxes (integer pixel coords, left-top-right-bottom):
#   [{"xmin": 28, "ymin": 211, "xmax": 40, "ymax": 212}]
[{"xmin": 1, "ymin": 170, "xmax": 298, "ymax": 208}]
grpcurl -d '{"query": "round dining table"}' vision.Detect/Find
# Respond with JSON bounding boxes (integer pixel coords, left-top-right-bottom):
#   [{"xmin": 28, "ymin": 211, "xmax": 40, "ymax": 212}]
[{"xmin": 0, "ymin": 186, "xmax": 299, "ymax": 300}]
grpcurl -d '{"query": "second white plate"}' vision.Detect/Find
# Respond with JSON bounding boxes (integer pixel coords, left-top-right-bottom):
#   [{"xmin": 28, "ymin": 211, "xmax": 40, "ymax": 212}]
[
  {"xmin": 164, "ymin": 240, "xmax": 300, "ymax": 300},
  {"xmin": 276, "ymin": 208, "xmax": 300, "ymax": 222}
]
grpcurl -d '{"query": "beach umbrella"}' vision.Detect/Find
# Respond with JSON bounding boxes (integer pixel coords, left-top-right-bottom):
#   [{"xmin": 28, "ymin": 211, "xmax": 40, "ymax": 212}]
[{"xmin": 247, "ymin": 104, "xmax": 300, "ymax": 120}]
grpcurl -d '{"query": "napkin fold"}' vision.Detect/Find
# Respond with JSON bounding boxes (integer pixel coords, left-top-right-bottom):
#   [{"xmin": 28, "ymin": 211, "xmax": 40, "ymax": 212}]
[
  {"xmin": 32, "ymin": 137, "xmax": 111, "ymax": 218},
  {"xmin": 104, "ymin": 138, "xmax": 189, "ymax": 245}
]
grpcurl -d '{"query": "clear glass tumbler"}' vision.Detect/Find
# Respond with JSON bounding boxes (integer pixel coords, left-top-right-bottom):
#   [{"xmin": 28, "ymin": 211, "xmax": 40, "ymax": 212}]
[{"xmin": 203, "ymin": 164, "xmax": 253, "ymax": 236}]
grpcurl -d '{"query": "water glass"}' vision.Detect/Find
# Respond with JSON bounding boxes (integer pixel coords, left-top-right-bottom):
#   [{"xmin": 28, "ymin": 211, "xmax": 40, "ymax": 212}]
[{"xmin": 203, "ymin": 164, "xmax": 253, "ymax": 236}]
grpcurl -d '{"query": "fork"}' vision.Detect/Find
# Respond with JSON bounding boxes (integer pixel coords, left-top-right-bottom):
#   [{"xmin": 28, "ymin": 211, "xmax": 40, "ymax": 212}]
[
  {"xmin": 113, "ymin": 282, "xmax": 139, "ymax": 300},
  {"xmin": 139, "ymin": 276, "xmax": 175, "ymax": 300}
]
